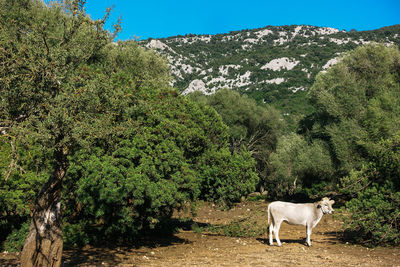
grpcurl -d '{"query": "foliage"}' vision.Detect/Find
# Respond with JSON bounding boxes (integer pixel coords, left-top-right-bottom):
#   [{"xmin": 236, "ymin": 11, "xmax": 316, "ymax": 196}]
[
  {"xmin": 142, "ymin": 25, "xmax": 400, "ymax": 122},
  {"xmin": 268, "ymin": 133, "xmax": 334, "ymax": 197},
  {"xmin": 62, "ymin": 87, "xmax": 256, "ymax": 245},
  {"xmin": 0, "ymin": 0, "xmax": 126, "ymax": 255},
  {"xmin": 340, "ymin": 134, "xmax": 400, "ymax": 246},
  {"xmin": 197, "ymin": 147, "xmax": 258, "ymax": 206},
  {"xmin": 0, "ymin": 0, "xmax": 257, "ymax": 251},
  {"xmin": 0, "ymin": 140, "xmax": 48, "ymax": 251},
  {"xmin": 188, "ymin": 89, "xmax": 283, "ymax": 189},
  {"xmin": 304, "ymin": 44, "xmax": 400, "ymax": 246},
  {"xmin": 304, "ymin": 44, "xmax": 400, "ymax": 175},
  {"xmin": 2, "ymin": 220, "xmax": 30, "ymax": 252},
  {"xmin": 0, "ymin": 141, "xmax": 49, "ymax": 216}
]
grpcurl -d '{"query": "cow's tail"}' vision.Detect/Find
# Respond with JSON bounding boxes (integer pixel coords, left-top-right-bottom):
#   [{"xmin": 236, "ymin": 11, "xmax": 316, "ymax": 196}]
[{"xmin": 267, "ymin": 204, "xmax": 271, "ymax": 226}]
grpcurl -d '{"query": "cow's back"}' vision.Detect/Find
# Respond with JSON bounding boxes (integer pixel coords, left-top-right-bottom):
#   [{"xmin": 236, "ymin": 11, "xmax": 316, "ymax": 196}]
[{"xmin": 269, "ymin": 201, "xmax": 315, "ymax": 226}]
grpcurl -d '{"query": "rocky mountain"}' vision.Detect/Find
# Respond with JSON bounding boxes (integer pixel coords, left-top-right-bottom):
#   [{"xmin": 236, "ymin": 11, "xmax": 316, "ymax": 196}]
[{"xmin": 140, "ymin": 24, "xmax": 400, "ymax": 116}]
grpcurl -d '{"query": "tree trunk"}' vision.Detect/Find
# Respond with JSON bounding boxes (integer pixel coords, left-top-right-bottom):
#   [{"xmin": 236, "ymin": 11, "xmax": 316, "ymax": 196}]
[{"xmin": 20, "ymin": 149, "xmax": 68, "ymax": 267}]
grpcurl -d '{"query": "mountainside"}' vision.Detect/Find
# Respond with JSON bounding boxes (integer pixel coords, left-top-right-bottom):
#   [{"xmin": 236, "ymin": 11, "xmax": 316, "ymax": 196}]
[{"xmin": 140, "ymin": 24, "xmax": 400, "ymax": 116}]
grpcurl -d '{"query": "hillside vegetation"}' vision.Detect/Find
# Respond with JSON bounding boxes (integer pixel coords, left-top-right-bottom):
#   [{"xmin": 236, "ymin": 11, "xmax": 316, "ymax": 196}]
[{"xmin": 140, "ymin": 24, "xmax": 400, "ymax": 120}]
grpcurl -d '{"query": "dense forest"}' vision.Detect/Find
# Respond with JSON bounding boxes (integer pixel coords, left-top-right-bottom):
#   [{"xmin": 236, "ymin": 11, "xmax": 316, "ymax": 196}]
[{"xmin": 0, "ymin": 1, "xmax": 399, "ymax": 266}]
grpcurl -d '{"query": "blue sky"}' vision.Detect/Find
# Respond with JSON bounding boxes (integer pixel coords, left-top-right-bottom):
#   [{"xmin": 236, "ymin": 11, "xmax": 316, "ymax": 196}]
[{"xmin": 81, "ymin": 0, "xmax": 400, "ymax": 40}]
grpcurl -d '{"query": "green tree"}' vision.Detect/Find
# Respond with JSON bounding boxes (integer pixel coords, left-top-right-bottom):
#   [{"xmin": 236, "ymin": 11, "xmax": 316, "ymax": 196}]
[
  {"xmin": 197, "ymin": 147, "xmax": 258, "ymax": 206},
  {"xmin": 62, "ymin": 87, "xmax": 245, "ymax": 245},
  {"xmin": 268, "ymin": 133, "xmax": 334, "ymax": 197},
  {"xmin": 188, "ymin": 89, "xmax": 284, "ymax": 190},
  {"xmin": 304, "ymin": 44, "xmax": 400, "ymax": 176},
  {"xmin": 0, "ymin": 141, "xmax": 48, "ymax": 252},
  {"xmin": 302, "ymin": 44, "xmax": 400, "ymax": 245},
  {"xmin": 1, "ymin": 1, "xmax": 260, "ymax": 261},
  {"xmin": 0, "ymin": 0, "xmax": 168, "ymax": 265}
]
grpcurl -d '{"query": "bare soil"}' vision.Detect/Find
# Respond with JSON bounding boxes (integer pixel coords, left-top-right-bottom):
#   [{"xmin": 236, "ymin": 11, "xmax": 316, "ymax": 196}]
[{"xmin": 1, "ymin": 201, "xmax": 400, "ymax": 266}]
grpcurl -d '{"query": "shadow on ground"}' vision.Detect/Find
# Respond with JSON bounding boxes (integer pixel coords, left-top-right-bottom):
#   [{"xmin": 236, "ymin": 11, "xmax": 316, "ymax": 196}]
[
  {"xmin": 256, "ymin": 237, "xmax": 309, "ymax": 246},
  {"xmin": 61, "ymin": 218, "xmax": 214, "ymax": 266},
  {"xmin": 0, "ymin": 257, "xmax": 19, "ymax": 267}
]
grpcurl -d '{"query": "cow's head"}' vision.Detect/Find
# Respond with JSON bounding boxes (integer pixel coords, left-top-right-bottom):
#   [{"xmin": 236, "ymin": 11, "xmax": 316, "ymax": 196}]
[{"xmin": 317, "ymin": 197, "xmax": 335, "ymax": 214}]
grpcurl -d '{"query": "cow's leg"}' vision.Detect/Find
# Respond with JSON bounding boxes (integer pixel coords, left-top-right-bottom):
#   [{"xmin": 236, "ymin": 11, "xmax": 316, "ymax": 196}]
[
  {"xmin": 274, "ymin": 220, "xmax": 283, "ymax": 246},
  {"xmin": 269, "ymin": 220, "xmax": 274, "ymax": 246},
  {"xmin": 306, "ymin": 225, "xmax": 312, "ymax": 246}
]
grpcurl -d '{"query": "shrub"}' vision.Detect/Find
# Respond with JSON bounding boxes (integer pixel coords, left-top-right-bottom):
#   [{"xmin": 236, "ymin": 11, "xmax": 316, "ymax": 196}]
[
  {"xmin": 188, "ymin": 89, "xmax": 283, "ymax": 193},
  {"xmin": 268, "ymin": 133, "xmax": 334, "ymax": 197},
  {"xmin": 2, "ymin": 220, "xmax": 30, "ymax": 252},
  {"xmin": 340, "ymin": 134, "xmax": 400, "ymax": 246},
  {"xmin": 62, "ymin": 88, "xmax": 258, "ymax": 246},
  {"xmin": 0, "ymin": 140, "xmax": 48, "ymax": 251},
  {"xmin": 197, "ymin": 147, "xmax": 259, "ymax": 206}
]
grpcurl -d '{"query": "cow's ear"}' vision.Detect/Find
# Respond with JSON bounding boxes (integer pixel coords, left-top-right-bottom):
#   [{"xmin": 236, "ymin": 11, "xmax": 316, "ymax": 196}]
[{"xmin": 330, "ymin": 200, "xmax": 335, "ymax": 205}]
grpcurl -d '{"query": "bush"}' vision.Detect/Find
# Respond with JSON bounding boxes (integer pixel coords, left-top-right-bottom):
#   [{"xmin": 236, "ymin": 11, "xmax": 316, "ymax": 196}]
[
  {"xmin": 198, "ymin": 147, "xmax": 259, "ymax": 206},
  {"xmin": 268, "ymin": 133, "xmax": 334, "ymax": 197},
  {"xmin": 343, "ymin": 184, "xmax": 400, "ymax": 246},
  {"xmin": 2, "ymin": 220, "xmax": 30, "ymax": 252},
  {"xmin": 188, "ymin": 89, "xmax": 283, "ymax": 193},
  {"xmin": 62, "ymin": 88, "xmax": 258, "ymax": 246},
  {"xmin": 0, "ymin": 140, "xmax": 48, "ymax": 251},
  {"xmin": 340, "ymin": 134, "xmax": 400, "ymax": 246}
]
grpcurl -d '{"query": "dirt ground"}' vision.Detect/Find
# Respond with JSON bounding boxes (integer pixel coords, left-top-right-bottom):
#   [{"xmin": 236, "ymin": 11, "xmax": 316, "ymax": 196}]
[{"xmin": 1, "ymin": 201, "xmax": 400, "ymax": 266}]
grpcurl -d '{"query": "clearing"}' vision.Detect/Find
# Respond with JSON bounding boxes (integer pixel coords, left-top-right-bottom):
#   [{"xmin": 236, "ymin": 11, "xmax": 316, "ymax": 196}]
[{"xmin": 1, "ymin": 201, "xmax": 399, "ymax": 266}]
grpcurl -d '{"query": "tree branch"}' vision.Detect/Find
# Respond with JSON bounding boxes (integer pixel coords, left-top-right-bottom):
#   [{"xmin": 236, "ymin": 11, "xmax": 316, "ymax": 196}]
[{"xmin": 1, "ymin": 128, "xmax": 25, "ymax": 180}]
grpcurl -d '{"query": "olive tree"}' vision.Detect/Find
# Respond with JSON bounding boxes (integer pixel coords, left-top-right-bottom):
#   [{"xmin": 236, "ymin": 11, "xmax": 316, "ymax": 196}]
[
  {"xmin": 1, "ymin": 1, "xmax": 260, "ymax": 262},
  {"xmin": 268, "ymin": 133, "xmax": 334, "ymax": 197},
  {"xmin": 304, "ymin": 44, "xmax": 400, "ymax": 245},
  {"xmin": 0, "ymin": 0, "xmax": 169, "ymax": 265},
  {"xmin": 305, "ymin": 44, "xmax": 400, "ymax": 176}
]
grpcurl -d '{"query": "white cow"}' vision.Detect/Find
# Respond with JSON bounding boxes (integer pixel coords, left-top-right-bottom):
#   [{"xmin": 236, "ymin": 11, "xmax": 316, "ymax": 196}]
[{"xmin": 268, "ymin": 197, "xmax": 335, "ymax": 246}]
